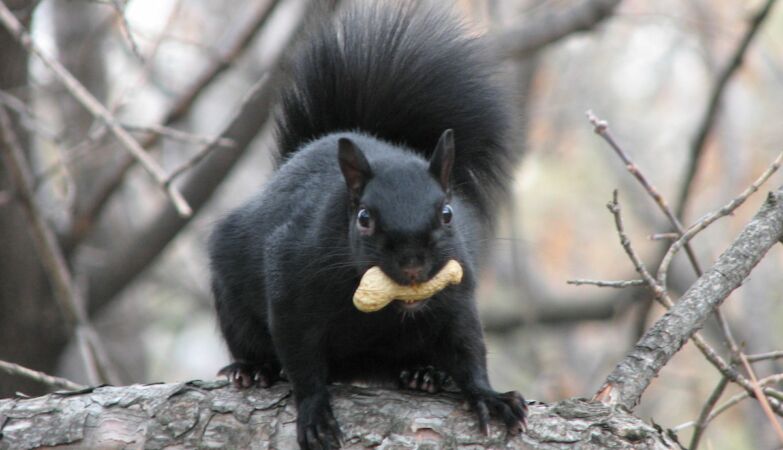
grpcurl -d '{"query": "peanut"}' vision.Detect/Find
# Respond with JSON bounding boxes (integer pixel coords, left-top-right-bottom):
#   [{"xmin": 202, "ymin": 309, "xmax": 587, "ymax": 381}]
[{"xmin": 353, "ymin": 259, "xmax": 463, "ymax": 312}]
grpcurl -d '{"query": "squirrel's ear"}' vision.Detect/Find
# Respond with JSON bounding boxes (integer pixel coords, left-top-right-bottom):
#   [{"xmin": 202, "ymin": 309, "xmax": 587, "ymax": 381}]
[
  {"xmin": 429, "ymin": 129, "xmax": 454, "ymax": 192},
  {"xmin": 338, "ymin": 137, "xmax": 372, "ymax": 202}
]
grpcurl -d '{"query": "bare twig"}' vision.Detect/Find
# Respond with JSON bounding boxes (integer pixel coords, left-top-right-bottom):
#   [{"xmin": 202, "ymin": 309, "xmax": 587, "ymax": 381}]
[
  {"xmin": 596, "ymin": 186, "xmax": 783, "ymax": 411},
  {"xmin": 64, "ymin": 0, "xmax": 282, "ymax": 251},
  {"xmin": 604, "ymin": 190, "xmax": 665, "ymax": 298},
  {"xmin": 85, "ymin": 0, "xmax": 316, "ymax": 314},
  {"xmin": 0, "ymin": 89, "xmax": 59, "ymax": 141},
  {"xmin": 0, "ymin": 1, "xmax": 192, "ymax": 217},
  {"xmin": 566, "ymin": 278, "xmax": 646, "ymax": 288},
  {"xmin": 596, "ymin": 193, "xmax": 783, "ymax": 416},
  {"xmin": 657, "ymin": 151, "xmax": 783, "ymax": 293},
  {"xmin": 748, "ymin": 351, "xmax": 783, "ymax": 363},
  {"xmin": 649, "ymin": 232, "xmax": 679, "ymax": 241},
  {"xmin": 0, "ymin": 106, "xmax": 118, "ymax": 385},
  {"xmin": 675, "ymin": 0, "xmax": 779, "ymax": 219},
  {"xmin": 739, "ymin": 353, "xmax": 783, "ymax": 443},
  {"xmin": 587, "ymin": 110, "xmax": 747, "ymax": 365},
  {"xmin": 123, "ymin": 123, "xmax": 235, "ymax": 148},
  {"xmin": 673, "ymin": 374, "xmax": 783, "ymax": 433},
  {"xmin": 109, "ymin": 0, "xmax": 143, "ymax": 62},
  {"xmin": 587, "ymin": 110, "xmax": 703, "ymax": 275},
  {"xmin": 162, "ymin": 116, "xmax": 245, "ymax": 185},
  {"xmin": 0, "ymin": 359, "xmax": 85, "ymax": 391},
  {"xmin": 689, "ymin": 376, "xmax": 728, "ymax": 450}
]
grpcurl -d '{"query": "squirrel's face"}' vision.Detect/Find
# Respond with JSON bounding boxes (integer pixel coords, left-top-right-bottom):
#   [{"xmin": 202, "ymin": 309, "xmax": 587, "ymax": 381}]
[{"xmin": 338, "ymin": 130, "xmax": 457, "ymax": 287}]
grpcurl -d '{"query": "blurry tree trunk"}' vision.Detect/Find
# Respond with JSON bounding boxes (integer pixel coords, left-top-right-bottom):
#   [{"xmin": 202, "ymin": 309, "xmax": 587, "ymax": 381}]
[
  {"xmin": 0, "ymin": 382, "xmax": 681, "ymax": 449},
  {"xmin": 0, "ymin": 0, "xmax": 70, "ymax": 398}
]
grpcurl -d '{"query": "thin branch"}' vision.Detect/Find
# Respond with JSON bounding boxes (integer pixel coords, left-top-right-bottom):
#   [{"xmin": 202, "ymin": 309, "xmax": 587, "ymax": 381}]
[
  {"xmin": 566, "ymin": 278, "xmax": 646, "ymax": 288},
  {"xmin": 85, "ymin": 0, "xmax": 316, "ymax": 314},
  {"xmin": 161, "ymin": 114, "xmax": 246, "ymax": 186},
  {"xmin": 675, "ymin": 0, "xmax": 779, "ymax": 219},
  {"xmin": 493, "ymin": 0, "xmax": 622, "ymax": 59},
  {"xmin": 0, "ymin": 106, "xmax": 118, "ymax": 385},
  {"xmin": 123, "ymin": 123, "xmax": 235, "ymax": 148},
  {"xmin": 0, "ymin": 1, "xmax": 192, "ymax": 217},
  {"xmin": 588, "ymin": 109, "xmax": 746, "ymax": 365},
  {"xmin": 0, "ymin": 359, "xmax": 85, "ymax": 391},
  {"xmin": 604, "ymin": 190, "xmax": 665, "ymax": 298},
  {"xmin": 63, "ymin": 0, "xmax": 282, "ymax": 252},
  {"xmin": 595, "ymin": 186, "xmax": 783, "ymax": 411},
  {"xmin": 739, "ymin": 353, "xmax": 783, "ymax": 443},
  {"xmin": 166, "ymin": 0, "xmax": 283, "ymax": 123},
  {"xmin": 657, "ymin": 151, "xmax": 783, "ymax": 293},
  {"xmin": 586, "ymin": 110, "xmax": 702, "ymax": 275},
  {"xmin": 596, "ymin": 192, "xmax": 783, "ymax": 416},
  {"xmin": 748, "ymin": 351, "xmax": 783, "ymax": 363},
  {"xmin": 689, "ymin": 376, "xmax": 728, "ymax": 450},
  {"xmin": 649, "ymin": 232, "xmax": 679, "ymax": 241},
  {"xmin": 109, "ymin": 0, "xmax": 143, "ymax": 62},
  {"xmin": 672, "ymin": 374, "xmax": 783, "ymax": 433}
]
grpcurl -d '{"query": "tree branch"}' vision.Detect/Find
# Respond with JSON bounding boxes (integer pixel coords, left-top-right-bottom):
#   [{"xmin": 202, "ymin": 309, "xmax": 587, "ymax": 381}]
[
  {"xmin": 85, "ymin": 0, "xmax": 314, "ymax": 314},
  {"xmin": 0, "ymin": 360, "xmax": 85, "ymax": 392},
  {"xmin": 675, "ymin": 0, "xmax": 779, "ymax": 219},
  {"xmin": 0, "ymin": 106, "xmax": 118, "ymax": 385},
  {"xmin": 493, "ymin": 0, "xmax": 622, "ymax": 60},
  {"xmin": 738, "ymin": 353, "xmax": 783, "ymax": 443},
  {"xmin": 689, "ymin": 376, "xmax": 728, "ymax": 450},
  {"xmin": 0, "ymin": 382, "xmax": 681, "ymax": 449},
  {"xmin": 62, "ymin": 0, "xmax": 283, "ymax": 252},
  {"xmin": 596, "ymin": 185, "xmax": 783, "ymax": 410},
  {"xmin": 0, "ymin": 0, "xmax": 192, "ymax": 217}
]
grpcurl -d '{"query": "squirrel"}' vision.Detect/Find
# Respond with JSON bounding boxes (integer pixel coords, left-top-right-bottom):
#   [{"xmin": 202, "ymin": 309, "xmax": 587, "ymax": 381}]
[{"xmin": 208, "ymin": 2, "xmax": 526, "ymax": 449}]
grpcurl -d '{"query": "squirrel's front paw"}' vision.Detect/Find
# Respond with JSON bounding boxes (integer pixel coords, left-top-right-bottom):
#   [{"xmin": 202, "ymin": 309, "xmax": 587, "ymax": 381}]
[
  {"xmin": 297, "ymin": 393, "xmax": 343, "ymax": 450},
  {"xmin": 218, "ymin": 361, "xmax": 281, "ymax": 389},
  {"xmin": 469, "ymin": 390, "xmax": 528, "ymax": 436}
]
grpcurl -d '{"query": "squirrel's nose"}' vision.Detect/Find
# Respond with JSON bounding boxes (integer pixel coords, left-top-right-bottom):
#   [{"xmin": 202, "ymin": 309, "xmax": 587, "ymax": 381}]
[{"xmin": 401, "ymin": 265, "xmax": 424, "ymax": 284}]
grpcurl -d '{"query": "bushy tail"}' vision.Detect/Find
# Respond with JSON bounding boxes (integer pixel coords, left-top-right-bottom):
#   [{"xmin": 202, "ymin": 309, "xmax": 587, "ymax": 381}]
[{"xmin": 276, "ymin": 1, "xmax": 515, "ymax": 221}]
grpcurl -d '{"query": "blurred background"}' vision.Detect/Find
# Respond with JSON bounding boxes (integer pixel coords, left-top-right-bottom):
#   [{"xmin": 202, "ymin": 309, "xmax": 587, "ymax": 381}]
[{"xmin": 1, "ymin": 0, "xmax": 782, "ymax": 448}]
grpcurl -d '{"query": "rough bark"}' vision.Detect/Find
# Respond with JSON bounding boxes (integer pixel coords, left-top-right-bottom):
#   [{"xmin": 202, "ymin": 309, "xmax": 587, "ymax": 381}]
[
  {"xmin": 0, "ymin": 381, "xmax": 682, "ymax": 449},
  {"xmin": 597, "ymin": 186, "xmax": 783, "ymax": 409}
]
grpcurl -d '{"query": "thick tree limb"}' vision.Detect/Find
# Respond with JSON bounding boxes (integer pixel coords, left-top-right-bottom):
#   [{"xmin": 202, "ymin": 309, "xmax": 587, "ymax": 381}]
[
  {"xmin": 493, "ymin": 0, "xmax": 622, "ymax": 60},
  {"xmin": 596, "ymin": 186, "xmax": 783, "ymax": 410},
  {"xmin": 0, "ymin": 381, "xmax": 681, "ymax": 449}
]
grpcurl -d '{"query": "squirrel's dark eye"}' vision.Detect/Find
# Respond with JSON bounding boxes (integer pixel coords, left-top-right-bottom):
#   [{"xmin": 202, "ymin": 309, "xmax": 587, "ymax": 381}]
[
  {"xmin": 356, "ymin": 208, "xmax": 374, "ymax": 233},
  {"xmin": 441, "ymin": 204, "xmax": 453, "ymax": 224}
]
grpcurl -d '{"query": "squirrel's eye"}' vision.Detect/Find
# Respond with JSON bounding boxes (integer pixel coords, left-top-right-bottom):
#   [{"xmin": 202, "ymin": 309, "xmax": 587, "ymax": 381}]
[
  {"xmin": 357, "ymin": 208, "xmax": 374, "ymax": 233},
  {"xmin": 441, "ymin": 204, "xmax": 453, "ymax": 225}
]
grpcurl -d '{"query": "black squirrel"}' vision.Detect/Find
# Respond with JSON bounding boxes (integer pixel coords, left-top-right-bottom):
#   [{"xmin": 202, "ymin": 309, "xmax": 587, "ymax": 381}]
[{"xmin": 209, "ymin": 2, "xmax": 525, "ymax": 448}]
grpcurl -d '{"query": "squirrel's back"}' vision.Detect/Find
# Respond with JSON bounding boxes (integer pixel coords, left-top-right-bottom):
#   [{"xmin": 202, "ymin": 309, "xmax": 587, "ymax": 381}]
[{"xmin": 276, "ymin": 1, "xmax": 515, "ymax": 222}]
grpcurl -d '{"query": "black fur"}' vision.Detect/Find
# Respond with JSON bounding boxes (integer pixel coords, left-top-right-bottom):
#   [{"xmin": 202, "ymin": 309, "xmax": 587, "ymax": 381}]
[
  {"xmin": 276, "ymin": 1, "xmax": 513, "ymax": 223},
  {"xmin": 209, "ymin": 3, "xmax": 524, "ymax": 449}
]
